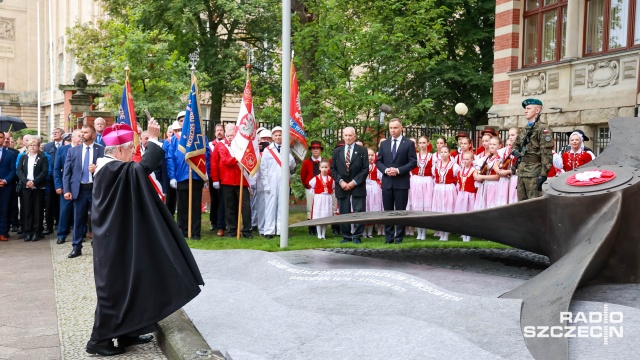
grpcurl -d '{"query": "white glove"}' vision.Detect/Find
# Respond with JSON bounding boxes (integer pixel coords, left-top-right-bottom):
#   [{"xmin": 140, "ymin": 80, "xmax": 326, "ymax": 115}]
[
  {"xmin": 212, "ymin": 182, "xmax": 220, "ymax": 189},
  {"xmin": 170, "ymin": 179, "xmax": 177, "ymax": 189}
]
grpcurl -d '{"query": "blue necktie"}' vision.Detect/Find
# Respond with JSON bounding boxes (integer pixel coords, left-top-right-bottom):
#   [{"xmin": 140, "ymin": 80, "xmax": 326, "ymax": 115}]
[
  {"xmin": 391, "ymin": 139, "xmax": 397, "ymax": 160},
  {"xmin": 82, "ymin": 146, "xmax": 90, "ymax": 183},
  {"xmin": 97, "ymin": 134, "xmax": 102, "ymax": 144}
]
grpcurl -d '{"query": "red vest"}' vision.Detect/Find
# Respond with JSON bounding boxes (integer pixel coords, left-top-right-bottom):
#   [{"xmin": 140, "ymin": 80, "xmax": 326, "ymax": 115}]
[
  {"xmin": 562, "ymin": 150, "xmax": 592, "ymax": 171},
  {"xmin": 434, "ymin": 161, "xmax": 457, "ymax": 184},
  {"xmin": 313, "ymin": 175, "xmax": 334, "ymax": 195},
  {"xmin": 457, "ymin": 167, "xmax": 477, "ymax": 193}
]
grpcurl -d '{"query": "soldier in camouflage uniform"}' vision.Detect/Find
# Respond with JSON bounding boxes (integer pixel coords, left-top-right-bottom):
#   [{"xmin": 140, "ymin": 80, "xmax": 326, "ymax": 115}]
[{"xmin": 512, "ymin": 98, "xmax": 554, "ymax": 201}]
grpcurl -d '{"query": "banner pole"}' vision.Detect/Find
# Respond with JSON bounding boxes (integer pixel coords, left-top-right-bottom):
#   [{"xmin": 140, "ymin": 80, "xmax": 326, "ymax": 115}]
[
  {"xmin": 237, "ymin": 172, "xmax": 243, "ymax": 240},
  {"xmin": 280, "ymin": 0, "xmax": 291, "ymax": 248},
  {"xmin": 188, "ymin": 168, "xmax": 192, "ymax": 239}
]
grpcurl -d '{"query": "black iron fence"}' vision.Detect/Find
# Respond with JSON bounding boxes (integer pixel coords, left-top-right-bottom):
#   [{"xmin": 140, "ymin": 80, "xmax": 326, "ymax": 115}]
[{"xmin": 139, "ymin": 117, "xmax": 594, "ymax": 155}]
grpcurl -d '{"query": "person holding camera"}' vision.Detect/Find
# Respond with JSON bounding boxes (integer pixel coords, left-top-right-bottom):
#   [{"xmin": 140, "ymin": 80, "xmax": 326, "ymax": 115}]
[{"xmin": 511, "ymin": 98, "xmax": 554, "ymax": 201}]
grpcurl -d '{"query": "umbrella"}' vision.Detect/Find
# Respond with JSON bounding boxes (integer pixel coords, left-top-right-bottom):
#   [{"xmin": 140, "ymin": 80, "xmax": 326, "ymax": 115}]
[{"xmin": 0, "ymin": 115, "xmax": 27, "ymax": 132}]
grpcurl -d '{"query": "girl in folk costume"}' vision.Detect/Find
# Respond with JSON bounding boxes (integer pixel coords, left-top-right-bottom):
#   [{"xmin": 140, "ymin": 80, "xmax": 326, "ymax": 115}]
[
  {"xmin": 365, "ymin": 148, "xmax": 383, "ymax": 238},
  {"xmin": 454, "ymin": 151, "xmax": 477, "ymax": 242},
  {"xmin": 409, "ymin": 137, "xmax": 435, "ymax": 240},
  {"xmin": 431, "ymin": 146, "xmax": 460, "ymax": 241},
  {"xmin": 433, "ymin": 136, "xmax": 448, "ymax": 163},
  {"xmin": 562, "ymin": 132, "xmax": 595, "ymax": 171},
  {"xmin": 405, "ymin": 138, "xmax": 419, "ymax": 236},
  {"xmin": 309, "ymin": 160, "xmax": 335, "ymax": 239},
  {"xmin": 473, "ymin": 136, "xmax": 503, "ymax": 210},
  {"xmin": 453, "ymin": 135, "xmax": 473, "ymax": 167},
  {"xmin": 547, "ymin": 138, "xmax": 565, "ymax": 178},
  {"xmin": 496, "ymin": 128, "xmax": 518, "ymax": 204}
]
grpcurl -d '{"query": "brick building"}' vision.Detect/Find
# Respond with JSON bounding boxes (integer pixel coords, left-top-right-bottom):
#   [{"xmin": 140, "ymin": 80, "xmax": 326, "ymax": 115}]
[{"xmin": 489, "ymin": 0, "xmax": 640, "ymax": 154}]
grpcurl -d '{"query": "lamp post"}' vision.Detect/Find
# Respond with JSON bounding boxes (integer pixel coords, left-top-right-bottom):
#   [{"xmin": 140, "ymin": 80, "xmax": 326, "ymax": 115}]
[
  {"xmin": 378, "ymin": 104, "xmax": 392, "ymax": 149},
  {"xmin": 455, "ymin": 102, "xmax": 468, "ymax": 129}
]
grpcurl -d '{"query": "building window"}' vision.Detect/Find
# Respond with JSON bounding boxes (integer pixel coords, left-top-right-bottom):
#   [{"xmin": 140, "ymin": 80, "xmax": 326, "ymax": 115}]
[
  {"xmin": 585, "ymin": 0, "xmax": 639, "ymax": 55},
  {"xmin": 595, "ymin": 126, "xmax": 610, "ymax": 155},
  {"xmin": 523, "ymin": 0, "xmax": 568, "ymax": 66}
]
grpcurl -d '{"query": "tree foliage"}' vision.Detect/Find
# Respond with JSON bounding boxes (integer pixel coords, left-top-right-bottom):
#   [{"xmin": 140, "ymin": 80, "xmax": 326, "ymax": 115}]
[
  {"xmin": 66, "ymin": 9, "xmax": 190, "ymax": 118},
  {"xmin": 100, "ymin": 0, "xmax": 283, "ymax": 124}
]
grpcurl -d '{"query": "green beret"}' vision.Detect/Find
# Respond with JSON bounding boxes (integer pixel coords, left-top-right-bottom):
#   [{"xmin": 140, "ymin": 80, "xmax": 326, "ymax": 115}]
[{"xmin": 522, "ymin": 98, "xmax": 543, "ymax": 108}]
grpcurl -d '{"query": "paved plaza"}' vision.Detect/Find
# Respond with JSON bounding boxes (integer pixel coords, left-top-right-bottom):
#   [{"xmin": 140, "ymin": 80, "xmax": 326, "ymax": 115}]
[
  {"xmin": 0, "ymin": 236, "xmax": 165, "ymax": 359},
  {"xmin": 185, "ymin": 249, "xmax": 640, "ymax": 360},
  {"xmin": 1, "ymin": 236, "xmax": 639, "ymax": 359}
]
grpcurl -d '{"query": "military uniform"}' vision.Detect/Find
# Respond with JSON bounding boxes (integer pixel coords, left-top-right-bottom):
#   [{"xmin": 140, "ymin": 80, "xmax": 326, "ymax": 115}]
[{"xmin": 514, "ymin": 99, "xmax": 554, "ymax": 201}]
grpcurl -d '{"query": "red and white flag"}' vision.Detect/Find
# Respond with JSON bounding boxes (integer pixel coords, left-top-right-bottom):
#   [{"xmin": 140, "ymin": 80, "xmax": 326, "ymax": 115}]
[
  {"xmin": 289, "ymin": 61, "xmax": 308, "ymax": 160},
  {"xmin": 231, "ymin": 75, "xmax": 260, "ymax": 175}
]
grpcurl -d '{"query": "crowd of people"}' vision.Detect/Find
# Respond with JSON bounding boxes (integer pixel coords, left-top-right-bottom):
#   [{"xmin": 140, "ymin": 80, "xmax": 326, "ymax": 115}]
[{"xmin": 0, "ymin": 98, "xmax": 597, "ymax": 253}]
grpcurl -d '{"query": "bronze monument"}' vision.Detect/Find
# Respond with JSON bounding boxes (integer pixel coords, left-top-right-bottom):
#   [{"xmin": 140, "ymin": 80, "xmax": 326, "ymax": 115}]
[{"xmin": 293, "ymin": 117, "xmax": 640, "ymax": 360}]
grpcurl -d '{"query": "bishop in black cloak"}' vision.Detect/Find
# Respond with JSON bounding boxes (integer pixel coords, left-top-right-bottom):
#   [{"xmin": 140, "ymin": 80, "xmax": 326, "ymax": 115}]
[{"xmin": 86, "ymin": 121, "xmax": 204, "ymax": 356}]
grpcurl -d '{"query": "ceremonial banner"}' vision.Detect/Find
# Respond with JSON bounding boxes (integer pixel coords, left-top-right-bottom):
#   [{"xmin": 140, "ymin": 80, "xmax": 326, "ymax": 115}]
[
  {"xmin": 117, "ymin": 75, "xmax": 140, "ymax": 146},
  {"xmin": 290, "ymin": 61, "xmax": 307, "ymax": 160},
  {"xmin": 178, "ymin": 75, "xmax": 208, "ymax": 179},
  {"xmin": 231, "ymin": 74, "xmax": 260, "ymax": 175}
]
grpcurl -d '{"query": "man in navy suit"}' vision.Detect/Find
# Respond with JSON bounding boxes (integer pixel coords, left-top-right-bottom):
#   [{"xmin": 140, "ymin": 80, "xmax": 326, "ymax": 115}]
[
  {"xmin": 54, "ymin": 130, "xmax": 80, "ymax": 244},
  {"xmin": 376, "ymin": 118, "xmax": 417, "ymax": 244},
  {"xmin": 43, "ymin": 127, "xmax": 65, "ymax": 235},
  {"xmin": 0, "ymin": 132, "xmax": 17, "ymax": 241},
  {"xmin": 63, "ymin": 125, "xmax": 104, "ymax": 258},
  {"xmin": 94, "ymin": 117, "xmax": 107, "ymax": 146},
  {"xmin": 330, "ymin": 127, "xmax": 369, "ymax": 244}
]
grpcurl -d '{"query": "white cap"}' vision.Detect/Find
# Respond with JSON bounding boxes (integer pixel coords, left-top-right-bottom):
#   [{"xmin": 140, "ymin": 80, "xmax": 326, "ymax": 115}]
[
  {"xmin": 170, "ymin": 121, "xmax": 182, "ymax": 130},
  {"xmin": 259, "ymin": 130, "xmax": 272, "ymax": 139},
  {"xmin": 271, "ymin": 126, "xmax": 283, "ymax": 134},
  {"xmin": 256, "ymin": 127, "xmax": 267, "ymax": 135},
  {"xmin": 176, "ymin": 111, "xmax": 186, "ymax": 121}
]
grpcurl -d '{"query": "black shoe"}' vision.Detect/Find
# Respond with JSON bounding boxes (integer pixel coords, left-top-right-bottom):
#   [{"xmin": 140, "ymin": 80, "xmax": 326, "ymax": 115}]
[
  {"xmin": 24, "ymin": 234, "xmax": 32, "ymax": 242},
  {"xmin": 56, "ymin": 237, "xmax": 66, "ymax": 244},
  {"xmin": 242, "ymin": 233, "xmax": 253, "ymax": 239},
  {"xmin": 10, "ymin": 227, "xmax": 19, "ymax": 233},
  {"xmin": 209, "ymin": 225, "xmax": 215, "ymax": 231},
  {"xmin": 117, "ymin": 334, "xmax": 154, "ymax": 348},
  {"xmin": 16, "ymin": 229, "xmax": 22, "ymax": 235},
  {"xmin": 340, "ymin": 238, "xmax": 351, "ymax": 243},
  {"xmin": 86, "ymin": 340, "xmax": 126, "ymax": 356},
  {"xmin": 385, "ymin": 240, "xmax": 393, "ymax": 244},
  {"xmin": 226, "ymin": 233, "xmax": 235, "ymax": 238},
  {"xmin": 191, "ymin": 235, "xmax": 201, "ymax": 240},
  {"xmin": 33, "ymin": 233, "xmax": 43, "ymax": 241},
  {"xmin": 68, "ymin": 249, "xmax": 82, "ymax": 258},
  {"xmin": 394, "ymin": 240, "xmax": 403, "ymax": 244},
  {"xmin": 264, "ymin": 234, "xmax": 273, "ymax": 239},
  {"xmin": 43, "ymin": 229, "xmax": 53, "ymax": 235},
  {"xmin": 353, "ymin": 239, "xmax": 362, "ymax": 244}
]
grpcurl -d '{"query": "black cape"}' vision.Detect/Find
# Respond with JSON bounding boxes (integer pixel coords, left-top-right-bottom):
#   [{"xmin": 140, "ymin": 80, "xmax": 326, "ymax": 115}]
[{"xmin": 90, "ymin": 141, "xmax": 204, "ymax": 341}]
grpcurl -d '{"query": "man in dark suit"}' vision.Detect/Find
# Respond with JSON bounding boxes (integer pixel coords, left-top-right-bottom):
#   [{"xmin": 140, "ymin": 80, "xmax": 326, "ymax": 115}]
[
  {"xmin": 376, "ymin": 118, "xmax": 417, "ymax": 244},
  {"xmin": 54, "ymin": 131, "xmax": 79, "ymax": 244},
  {"xmin": 0, "ymin": 132, "xmax": 17, "ymax": 241},
  {"xmin": 94, "ymin": 117, "xmax": 107, "ymax": 146},
  {"xmin": 43, "ymin": 127, "xmax": 64, "ymax": 235},
  {"xmin": 63, "ymin": 125, "xmax": 104, "ymax": 258},
  {"xmin": 3, "ymin": 133, "xmax": 20, "ymax": 234},
  {"xmin": 330, "ymin": 126, "xmax": 368, "ymax": 244}
]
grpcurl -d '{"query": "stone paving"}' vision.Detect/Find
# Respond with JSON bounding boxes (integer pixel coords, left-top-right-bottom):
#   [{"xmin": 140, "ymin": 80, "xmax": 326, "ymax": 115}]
[{"xmin": 50, "ymin": 238, "xmax": 167, "ymax": 359}]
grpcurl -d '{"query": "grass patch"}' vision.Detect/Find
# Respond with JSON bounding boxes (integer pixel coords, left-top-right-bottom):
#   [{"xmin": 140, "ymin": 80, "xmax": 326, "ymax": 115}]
[{"xmin": 186, "ymin": 211, "xmax": 510, "ymax": 252}]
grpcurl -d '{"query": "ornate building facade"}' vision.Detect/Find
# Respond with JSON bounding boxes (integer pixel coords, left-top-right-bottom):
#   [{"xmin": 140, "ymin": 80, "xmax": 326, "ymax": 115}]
[
  {"xmin": 489, "ymin": 0, "xmax": 640, "ymax": 154},
  {"xmin": 0, "ymin": 0, "xmax": 104, "ymax": 133}
]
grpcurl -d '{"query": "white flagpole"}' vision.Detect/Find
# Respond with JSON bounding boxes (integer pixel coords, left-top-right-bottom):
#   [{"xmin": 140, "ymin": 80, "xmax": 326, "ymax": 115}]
[
  {"xmin": 37, "ymin": 0, "xmax": 41, "ymax": 134},
  {"xmin": 48, "ymin": 0, "xmax": 54, "ymax": 136},
  {"xmin": 279, "ymin": 0, "xmax": 291, "ymax": 248}
]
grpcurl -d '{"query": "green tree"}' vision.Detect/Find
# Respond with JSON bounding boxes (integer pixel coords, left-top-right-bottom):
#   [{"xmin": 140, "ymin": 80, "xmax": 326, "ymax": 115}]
[
  {"xmin": 290, "ymin": 0, "xmax": 448, "ymax": 146},
  {"xmin": 100, "ymin": 0, "xmax": 283, "ymax": 125},
  {"xmin": 66, "ymin": 9, "xmax": 190, "ymax": 119}
]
